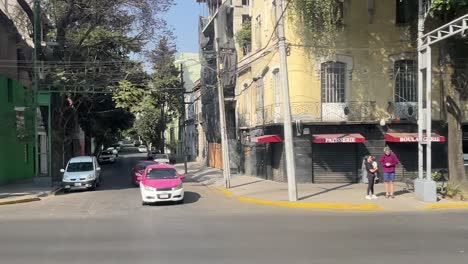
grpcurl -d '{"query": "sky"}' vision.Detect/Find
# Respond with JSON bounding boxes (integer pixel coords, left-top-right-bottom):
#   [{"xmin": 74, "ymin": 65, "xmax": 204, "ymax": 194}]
[{"xmin": 165, "ymin": 0, "xmax": 203, "ymax": 54}]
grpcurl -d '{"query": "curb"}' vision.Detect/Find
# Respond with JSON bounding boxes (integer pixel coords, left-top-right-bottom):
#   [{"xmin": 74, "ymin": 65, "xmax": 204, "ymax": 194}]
[
  {"xmin": 50, "ymin": 186, "xmax": 63, "ymax": 196},
  {"xmin": 0, "ymin": 196, "xmax": 41, "ymax": 206},
  {"xmin": 424, "ymin": 203, "xmax": 468, "ymax": 210},
  {"xmin": 214, "ymin": 187, "xmax": 383, "ymax": 211}
]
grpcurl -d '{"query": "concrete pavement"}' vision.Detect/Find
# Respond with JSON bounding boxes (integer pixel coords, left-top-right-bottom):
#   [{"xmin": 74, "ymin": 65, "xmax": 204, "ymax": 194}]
[
  {"xmin": 185, "ymin": 162, "xmax": 468, "ymax": 211},
  {"xmin": 0, "ymin": 178, "xmax": 60, "ymax": 205},
  {"xmin": 0, "ymin": 149, "xmax": 468, "ymax": 263}
]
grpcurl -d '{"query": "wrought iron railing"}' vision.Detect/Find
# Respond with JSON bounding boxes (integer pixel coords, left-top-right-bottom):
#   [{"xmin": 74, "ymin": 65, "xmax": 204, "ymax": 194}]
[
  {"xmin": 238, "ymin": 113, "xmax": 250, "ymax": 128},
  {"xmin": 347, "ymin": 101, "xmax": 377, "ymax": 121},
  {"xmin": 246, "ymin": 101, "xmax": 377, "ymax": 126}
]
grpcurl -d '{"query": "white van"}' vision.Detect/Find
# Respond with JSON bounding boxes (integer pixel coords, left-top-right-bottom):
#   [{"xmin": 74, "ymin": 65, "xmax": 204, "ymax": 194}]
[{"xmin": 61, "ymin": 156, "xmax": 101, "ymax": 192}]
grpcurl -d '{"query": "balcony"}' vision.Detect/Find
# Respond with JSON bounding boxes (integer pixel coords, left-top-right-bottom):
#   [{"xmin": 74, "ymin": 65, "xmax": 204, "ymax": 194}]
[
  {"xmin": 238, "ymin": 113, "xmax": 250, "ymax": 128},
  {"xmin": 251, "ymin": 101, "xmax": 377, "ymax": 126}
]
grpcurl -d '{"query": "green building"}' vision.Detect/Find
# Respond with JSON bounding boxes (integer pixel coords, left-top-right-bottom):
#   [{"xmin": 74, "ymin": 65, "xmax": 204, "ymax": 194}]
[{"xmin": 0, "ymin": 75, "xmax": 35, "ymax": 185}]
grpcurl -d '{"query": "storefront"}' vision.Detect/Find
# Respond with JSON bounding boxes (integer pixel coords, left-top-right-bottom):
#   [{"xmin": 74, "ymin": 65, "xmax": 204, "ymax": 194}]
[
  {"xmin": 250, "ymin": 134, "xmax": 282, "ymax": 181},
  {"xmin": 311, "ymin": 134, "xmax": 366, "ymax": 183},
  {"xmin": 384, "ymin": 132, "xmax": 446, "ymax": 180}
]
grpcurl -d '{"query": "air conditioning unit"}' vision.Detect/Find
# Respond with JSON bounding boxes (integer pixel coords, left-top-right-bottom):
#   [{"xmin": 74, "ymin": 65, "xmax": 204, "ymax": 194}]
[{"xmin": 394, "ymin": 102, "xmax": 418, "ymax": 120}]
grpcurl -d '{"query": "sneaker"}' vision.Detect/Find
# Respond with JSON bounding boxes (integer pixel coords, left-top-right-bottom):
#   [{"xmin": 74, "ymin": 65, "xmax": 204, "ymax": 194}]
[
  {"xmin": 371, "ymin": 195, "xmax": 378, "ymax": 199},
  {"xmin": 365, "ymin": 195, "xmax": 372, "ymax": 200}
]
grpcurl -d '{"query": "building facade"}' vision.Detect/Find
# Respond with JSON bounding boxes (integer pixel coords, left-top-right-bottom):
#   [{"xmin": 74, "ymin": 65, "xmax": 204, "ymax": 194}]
[
  {"xmin": 196, "ymin": 0, "xmax": 248, "ymax": 170},
  {"xmin": 177, "ymin": 53, "xmax": 202, "ymax": 161},
  {"xmin": 0, "ymin": 0, "xmax": 39, "ymax": 184},
  {"xmin": 236, "ymin": 0, "xmax": 449, "ymax": 183}
]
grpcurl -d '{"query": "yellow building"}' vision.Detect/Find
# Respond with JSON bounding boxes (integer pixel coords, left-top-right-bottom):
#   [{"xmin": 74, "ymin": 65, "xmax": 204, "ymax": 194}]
[{"xmin": 236, "ymin": 0, "xmax": 448, "ymax": 183}]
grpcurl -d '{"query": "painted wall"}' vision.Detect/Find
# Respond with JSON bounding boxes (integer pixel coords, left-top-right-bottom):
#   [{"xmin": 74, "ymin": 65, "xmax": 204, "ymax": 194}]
[
  {"xmin": 0, "ymin": 74, "xmax": 35, "ymax": 184},
  {"xmin": 236, "ymin": 0, "xmax": 442, "ymax": 127}
]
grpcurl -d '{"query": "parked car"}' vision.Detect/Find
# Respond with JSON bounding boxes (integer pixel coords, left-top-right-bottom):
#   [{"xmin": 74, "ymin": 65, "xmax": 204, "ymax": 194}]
[
  {"xmin": 107, "ymin": 147, "xmax": 119, "ymax": 157},
  {"xmin": 139, "ymin": 164, "xmax": 185, "ymax": 205},
  {"xmin": 111, "ymin": 143, "xmax": 121, "ymax": 151},
  {"xmin": 131, "ymin": 160, "xmax": 156, "ymax": 186},
  {"xmin": 122, "ymin": 140, "xmax": 134, "ymax": 147},
  {"xmin": 464, "ymin": 154, "xmax": 468, "ymax": 172},
  {"xmin": 98, "ymin": 150, "xmax": 117, "ymax": 164},
  {"xmin": 60, "ymin": 156, "xmax": 101, "ymax": 192},
  {"xmin": 169, "ymin": 154, "xmax": 177, "ymax": 164},
  {"xmin": 138, "ymin": 145, "xmax": 148, "ymax": 153},
  {"xmin": 153, "ymin": 154, "xmax": 170, "ymax": 164},
  {"xmin": 147, "ymin": 150, "xmax": 158, "ymax": 160}
]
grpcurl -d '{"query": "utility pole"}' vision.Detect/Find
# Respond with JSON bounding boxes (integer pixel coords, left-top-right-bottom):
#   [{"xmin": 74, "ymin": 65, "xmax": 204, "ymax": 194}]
[
  {"xmin": 277, "ymin": 0, "xmax": 297, "ymax": 201},
  {"xmin": 214, "ymin": 15, "xmax": 231, "ymax": 189},
  {"xmin": 180, "ymin": 64, "xmax": 188, "ymax": 174},
  {"xmin": 33, "ymin": 0, "xmax": 40, "ymax": 178}
]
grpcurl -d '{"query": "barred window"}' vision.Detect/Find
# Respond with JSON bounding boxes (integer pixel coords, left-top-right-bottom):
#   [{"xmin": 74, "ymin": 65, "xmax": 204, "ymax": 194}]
[
  {"xmin": 394, "ymin": 60, "xmax": 417, "ymax": 102},
  {"xmin": 321, "ymin": 62, "xmax": 346, "ymax": 103},
  {"xmin": 273, "ymin": 69, "xmax": 281, "ymax": 106},
  {"xmin": 256, "ymin": 79, "xmax": 264, "ymax": 109}
]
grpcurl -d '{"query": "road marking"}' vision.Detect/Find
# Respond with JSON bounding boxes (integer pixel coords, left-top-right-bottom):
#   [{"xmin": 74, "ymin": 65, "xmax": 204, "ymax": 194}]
[
  {"xmin": 424, "ymin": 203, "xmax": 468, "ymax": 210},
  {"xmin": 213, "ymin": 187, "xmax": 382, "ymax": 211}
]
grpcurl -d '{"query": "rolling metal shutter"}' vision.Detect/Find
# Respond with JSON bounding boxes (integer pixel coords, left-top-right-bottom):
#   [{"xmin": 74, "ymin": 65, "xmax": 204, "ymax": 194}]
[{"xmin": 312, "ymin": 144, "xmax": 358, "ymax": 183}]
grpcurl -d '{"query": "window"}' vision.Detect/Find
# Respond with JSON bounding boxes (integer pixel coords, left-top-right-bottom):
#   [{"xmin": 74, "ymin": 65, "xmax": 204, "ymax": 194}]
[
  {"xmin": 7, "ymin": 79, "xmax": 13, "ymax": 103},
  {"xmin": 242, "ymin": 0, "xmax": 249, "ymax": 6},
  {"xmin": 273, "ymin": 69, "xmax": 281, "ymax": 106},
  {"xmin": 255, "ymin": 79, "xmax": 264, "ymax": 110},
  {"xmin": 255, "ymin": 14, "xmax": 262, "ymax": 49},
  {"xmin": 146, "ymin": 168, "xmax": 178, "ymax": 179},
  {"xmin": 67, "ymin": 162, "xmax": 94, "ymax": 172},
  {"xmin": 242, "ymin": 15, "xmax": 251, "ymax": 24},
  {"xmin": 396, "ymin": 0, "xmax": 417, "ymax": 24},
  {"xmin": 336, "ymin": 0, "xmax": 344, "ymax": 26},
  {"xmin": 394, "ymin": 60, "xmax": 417, "ymax": 102},
  {"xmin": 321, "ymin": 62, "xmax": 346, "ymax": 103}
]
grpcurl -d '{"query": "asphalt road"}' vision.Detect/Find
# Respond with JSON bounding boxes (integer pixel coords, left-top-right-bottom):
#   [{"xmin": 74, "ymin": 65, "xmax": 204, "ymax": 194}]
[{"xmin": 0, "ymin": 148, "xmax": 467, "ymax": 264}]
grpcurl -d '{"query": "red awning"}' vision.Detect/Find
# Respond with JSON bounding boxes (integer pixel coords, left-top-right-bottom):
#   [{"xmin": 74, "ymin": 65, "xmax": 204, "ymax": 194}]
[
  {"xmin": 312, "ymin": 134, "xmax": 366, "ymax": 144},
  {"xmin": 251, "ymin": 134, "xmax": 283, "ymax": 143},
  {"xmin": 385, "ymin": 133, "xmax": 446, "ymax": 143}
]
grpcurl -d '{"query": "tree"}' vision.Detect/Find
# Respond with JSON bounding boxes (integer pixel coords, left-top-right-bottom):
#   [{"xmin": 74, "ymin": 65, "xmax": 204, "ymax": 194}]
[
  {"xmin": 38, "ymin": 0, "xmax": 175, "ymax": 179},
  {"xmin": 149, "ymin": 37, "xmax": 183, "ymax": 152},
  {"xmin": 428, "ymin": 0, "xmax": 468, "ymax": 186},
  {"xmin": 134, "ymin": 108, "xmax": 163, "ymax": 148}
]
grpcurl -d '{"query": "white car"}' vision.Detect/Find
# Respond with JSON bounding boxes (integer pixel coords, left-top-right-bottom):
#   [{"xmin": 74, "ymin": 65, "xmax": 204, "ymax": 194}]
[
  {"xmin": 138, "ymin": 145, "xmax": 148, "ymax": 153},
  {"xmin": 107, "ymin": 147, "xmax": 119, "ymax": 156},
  {"xmin": 98, "ymin": 150, "xmax": 117, "ymax": 164},
  {"xmin": 153, "ymin": 154, "xmax": 170, "ymax": 164},
  {"xmin": 61, "ymin": 156, "xmax": 101, "ymax": 192},
  {"xmin": 464, "ymin": 154, "xmax": 468, "ymax": 167}
]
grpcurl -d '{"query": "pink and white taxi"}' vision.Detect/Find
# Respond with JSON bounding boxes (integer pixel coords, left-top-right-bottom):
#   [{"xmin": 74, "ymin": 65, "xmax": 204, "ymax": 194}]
[{"xmin": 139, "ymin": 164, "xmax": 185, "ymax": 205}]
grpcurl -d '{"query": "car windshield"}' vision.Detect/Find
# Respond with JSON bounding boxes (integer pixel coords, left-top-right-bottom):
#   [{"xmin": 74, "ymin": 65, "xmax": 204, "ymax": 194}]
[
  {"xmin": 136, "ymin": 162, "xmax": 155, "ymax": 170},
  {"xmin": 155, "ymin": 154, "xmax": 169, "ymax": 159},
  {"xmin": 67, "ymin": 162, "xmax": 94, "ymax": 172},
  {"xmin": 146, "ymin": 168, "xmax": 178, "ymax": 179},
  {"xmin": 101, "ymin": 151, "xmax": 113, "ymax": 155}
]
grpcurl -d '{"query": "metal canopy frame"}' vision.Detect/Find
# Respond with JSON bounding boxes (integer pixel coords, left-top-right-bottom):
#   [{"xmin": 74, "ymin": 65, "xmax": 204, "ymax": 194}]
[{"xmin": 417, "ymin": 12, "xmax": 468, "ymax": 184}]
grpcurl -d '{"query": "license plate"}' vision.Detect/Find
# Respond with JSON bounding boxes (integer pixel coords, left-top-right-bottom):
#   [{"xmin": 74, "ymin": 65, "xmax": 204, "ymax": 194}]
[
  {"xmin": 159, "ymin": 194, "xmax": 169, "ymax": 199},
  {"xmin": 74, "ymin": 183, "xmax": 82, "ymax": 187}
]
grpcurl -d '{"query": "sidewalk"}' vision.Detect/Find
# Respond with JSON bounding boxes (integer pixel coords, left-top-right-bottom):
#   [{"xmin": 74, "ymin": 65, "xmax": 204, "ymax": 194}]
[
  {"xmin": 183, "ymin": 162, "xmax": 468, "ymax": 212},
  {"xmin": 0, "ymin": 177, "xmax": 60, "ymax": 205}
]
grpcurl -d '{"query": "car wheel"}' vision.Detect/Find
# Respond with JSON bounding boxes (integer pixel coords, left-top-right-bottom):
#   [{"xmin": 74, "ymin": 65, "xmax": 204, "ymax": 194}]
[
  {"xmin": 89, "ymin": 181, "xmax": 97, "ymax": 191},
  {"xmin": 96, "ymin": 178, "xmax": 101, "ymax": 187},
  {"xmin": 177, "ymin": 199, "xmax": 185, "ymax": 205},
  {"xmin": 142, "ymin": 201, "xmax": 148, "ymax": 206}
]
